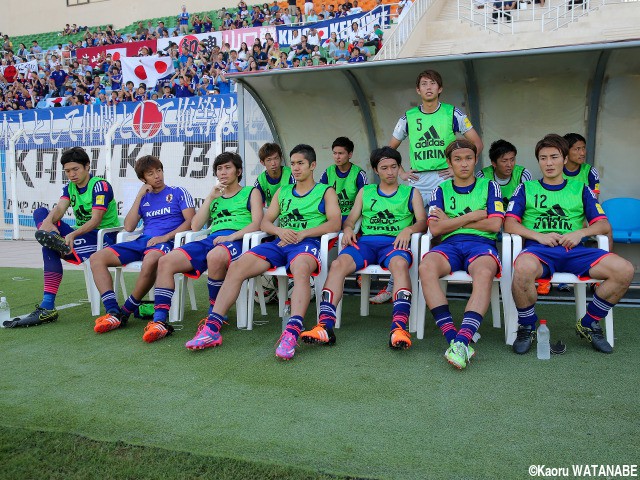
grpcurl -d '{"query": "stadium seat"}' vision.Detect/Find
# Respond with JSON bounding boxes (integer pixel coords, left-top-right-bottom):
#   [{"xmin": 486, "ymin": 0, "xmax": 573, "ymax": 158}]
[
  {"xmin": 172, "ymin": 229, "xmax": 255, "ymax": 327},
  {"xmin": 505, "ymin": 234, "xmax": 614, "ymax": 346},
  {"xmin": 334, "ymin": 229, "xmax": 422, "ymax": 333},
  {"xmin": 415, "ymin": 231, "xmax": 510, "ymax": 341},
  {"xmin": 601, "ymin": 197, "xmax": 640, "ymax": 244},
  {"xmin": 245, "ymin": 230, "xmax": 339, "ymax": 330}
]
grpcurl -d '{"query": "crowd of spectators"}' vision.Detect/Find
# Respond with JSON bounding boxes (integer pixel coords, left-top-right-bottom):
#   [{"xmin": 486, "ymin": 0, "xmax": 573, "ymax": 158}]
[{"xmin": 0, "ymin": 0, "xmax": 391, "ymax": 110}]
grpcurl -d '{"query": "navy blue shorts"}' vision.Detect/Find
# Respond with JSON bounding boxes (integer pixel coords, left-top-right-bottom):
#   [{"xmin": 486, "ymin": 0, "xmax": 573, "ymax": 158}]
[
  {"xmin": 518, "ymin": 244, "xmax": 611, "ymax": 280},
  {"xmin": 425, "ymin": 239, "xmax": 501, "ymax": 275},
  {"xmin": 340, "ymin": 235, "xmax": 412, "ymax": 271},
  {"xmin": 107, "ymin": 235, "xmax": 173, "ymax": 266},
  {"xmin": 176, "ymin": 229, "xmax": 242, "ymax": 279},
  {"xmin": 247, "ymin": 238, "xmax": 321, "ymax": 275}
]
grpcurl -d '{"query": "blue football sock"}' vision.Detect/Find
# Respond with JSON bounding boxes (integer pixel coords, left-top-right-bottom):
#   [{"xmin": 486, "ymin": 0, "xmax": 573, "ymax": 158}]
[
  {"xmin": 152, "ymin": 288, "xmax": 174, "ymax": 323},
  {"xmin": 206, "ymin": 312, "xmax": 226, "ymax": 333},
  {"xmin": 431, "ymin": 304, "xmax": 456, "ymax": 344},
  {"xmin": 101, "ymin": 290, "xmax": 120, "ymax": 315},
  {"xmin": 517, "ymin": 304, "xmax": 538, "ymax": 327},
  {"xmin": 581, "ymin": 293, "xmax": 614, "ymax": 328},
  {"xmin": 455, "ymin": 311, "xmax": 483, "ymax": 346},
  {"xmin": 285, "ymin": 315, "xmax": 304, "ymax": 340}
]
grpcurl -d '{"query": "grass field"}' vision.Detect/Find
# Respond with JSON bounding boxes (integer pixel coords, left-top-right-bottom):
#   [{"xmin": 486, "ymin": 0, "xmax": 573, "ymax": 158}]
[{"xmin": 1, "ymin": 266, "xmax": 638, "ymax": 480}]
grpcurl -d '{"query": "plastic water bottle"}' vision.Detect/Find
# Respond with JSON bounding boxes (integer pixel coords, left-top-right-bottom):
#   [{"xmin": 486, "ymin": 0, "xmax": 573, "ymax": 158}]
[
  {"xmin": 0, "ymin": 297, "xmax": 10, "ymax": 326},
  {"xmin": 282, "ymin": 300, "xmax": 291, "ymax": 330},
  {"xmin": 537, "ymin": 319, "xmax": 551, "ymax": 360}
]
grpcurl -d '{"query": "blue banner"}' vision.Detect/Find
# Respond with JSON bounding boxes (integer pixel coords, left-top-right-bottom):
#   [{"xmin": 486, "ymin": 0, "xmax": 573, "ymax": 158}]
[
  {"xmin": 0, "ymin": 95, "xmax": 237, "ymax": 150},
  {"xmin": 276, "ymin": 6, "xmax": 390, "ymax": 47}
]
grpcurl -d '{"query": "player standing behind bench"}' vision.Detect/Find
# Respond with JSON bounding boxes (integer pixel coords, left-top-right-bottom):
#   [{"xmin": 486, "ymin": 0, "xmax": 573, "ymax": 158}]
[
  {"xmin": 187, "ymin": 144, "xmax": 341, "ymax": 360},
  {"xmin": 319, "ymin": 136, "xmax": 368, "ymax": 223},
  {"xmin": 505, "ymin": 134, "xmax": 633, "ymax": 355},
  {"xmin": 89, "ymin": 155, "xmax": 195, "ymax": 335},
  {"xmin": 4, "ymin": 147, "xmax": 120, "ymax": 328},
  {"xmin": 254, "ymin": 142, "xmax": 295, "ymax": 207},
  {"xmin": 419, "ymin": 140, "xmax": 504, "ymax": 370},
  {"xmin": 302, "ymin": 146, "xmax": 426, "ymax": 350}
]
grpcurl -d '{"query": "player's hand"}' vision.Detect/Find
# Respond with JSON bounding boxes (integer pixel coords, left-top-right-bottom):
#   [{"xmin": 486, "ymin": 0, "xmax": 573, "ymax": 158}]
[
  {"xmin": 558, "ymin": 231, "xmax": 583, "ymax": 249},
  {"xmin": 277, "ymin": 228, "xmax": 298, "ymax": 246},
  {"xmin": 399, "ymin": 168, "xmax": 419, "ymax": 182},
  {"xmin": 64, "ymin": 231, "xmax": 76, "ymax": 247},
  {"xmin": 39, "ymin": 219, "xmax": 60, "ymax": 234},
  {"xmin": 341, "ymin": 228, "xmax": 357, "ymax": 247},
  {"xmin": 393, "ymin": 228, "xmax": 412, "ymax": 250},
  {"xmin": 472, "ymin": 209, "xmax": 488, "ymax": 222},
  {"xmin": 138, "ymin": 184, "xmax": 153, "ymax": 197},
  {"xmin": 213, "ymin": 235, "xmax": 232, "ymax": 245},
  {"xmin": 428, "ymin": 206, "xmax": 448, "ymax": 222},
  {"xmin": 208, "ymin": 183, "xmax": 226, "ymax": 199},
  {"xmin": 536, "ymin": 232, "xmax": 562, "ymax": 247},
  {"xmin": 438, "ymin": 167, "xmax": 454, "ymax": 180},
  {"xmin": 146, "ymin": 235, "xmax": 165, "ymax": 247}
]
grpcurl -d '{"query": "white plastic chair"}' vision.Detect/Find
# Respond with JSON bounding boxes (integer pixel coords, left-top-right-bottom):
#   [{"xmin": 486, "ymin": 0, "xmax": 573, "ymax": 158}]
[
  {"xmin": 505, "ymin": 234, "xmax": 614, "ymax": 346},
  {"xmin": 85, "ymin": 228, "xmax": 192, "ymax": 321},
  {"xmin": 172, "ymin": 229, "xmax": 254, "ymax": 327},
  {"xmin": 334, "ymin": 231, "xmax": 422, "ymax": 333},
  {"xmin": 85, "ymin": 226, "xmax": 124, "ymax": 316},
  {"xmin": 415, "ymin": 231, "xmax": 511, "ymax": 341},
  {"xmin": 245, "ymin": 231, "xmax": 340, "ymax": 330}
]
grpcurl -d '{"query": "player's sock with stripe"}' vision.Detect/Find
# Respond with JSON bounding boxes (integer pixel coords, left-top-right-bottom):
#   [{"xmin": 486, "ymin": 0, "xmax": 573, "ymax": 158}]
[
  {"xmin": 390, "ymin": 289, "xmax": 411, "ymax": 332},
  {"xmin": 581, "ymin": 292, "xmax": 613, "ymax": 328},
  {"xmin": 152, "ymin": 288, "xmax": 174, "ymax": 323},
  {"xmin": 455, "ymin": 311, "xmax": 483, "ymax": 347},
  {"xmin": 207, "ymin": 278, "xmax": 223, "ymax": 315},
  {"xmin": 431, "ymin": 304, "xmax": 456, "ymax": 344},
  {"xmin": 101, "ymin": 290, "xmax": 120, "ymax": 315},
  {"xmin": 285, "ymin": 315, "xmax": 304, "ymax": 340},
  {"xmin": 318, "ymin": 289, "xmax": 336, "ymax": 330},
  {"xmin": 206, "ymin": 312, "xmax": 226, "ymax": 333},
  {"xmin": 41, "ymin": 252, "xmax": 63, "ymax": 310},
  {"xmin": 121, "ymin": 295, "xmax": 140, "ymax": 318},
  {"xmin": 516, "ymin": 304, "xmax": 538, "ymax": 327}
]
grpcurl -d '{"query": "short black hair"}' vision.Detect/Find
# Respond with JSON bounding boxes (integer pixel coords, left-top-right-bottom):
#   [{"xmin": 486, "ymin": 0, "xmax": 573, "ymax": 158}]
[
  {"xmin": 488, "ymin": 139, "xmax": 517, "ymax": 164},
  {"xmin": 370, "ymin": 146, "xmax": 401, "ymax": 170},
  {"xmin": 331, "ymin": 136, "xmax": 354, "ymax": 153},
  {"xmin": 563, "ymin": 132, "xmax": 586, "ymax": 149},
  {"xmin": 289, "ymin": 144, "xmax": 316, "ymax": 165},
  {"xmin": 213, "ymin": 151, "xmax": 243, "ymax": 181},
  {"xmin": 60, "ymin": 146, "xmax": 90, "ymax": 167}
]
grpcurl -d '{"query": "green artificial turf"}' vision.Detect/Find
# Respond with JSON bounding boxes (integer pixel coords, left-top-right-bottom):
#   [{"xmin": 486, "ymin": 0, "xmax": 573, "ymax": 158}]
[{"xmin": 1, "ymin": 267, "xmax": 638, "ymax": 480}]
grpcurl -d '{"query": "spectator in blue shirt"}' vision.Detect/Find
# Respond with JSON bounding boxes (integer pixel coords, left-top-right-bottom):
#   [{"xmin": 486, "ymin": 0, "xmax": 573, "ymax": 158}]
[{"xmin": 178, "ymin": 5, "xmax": 190, "ymax": 34}]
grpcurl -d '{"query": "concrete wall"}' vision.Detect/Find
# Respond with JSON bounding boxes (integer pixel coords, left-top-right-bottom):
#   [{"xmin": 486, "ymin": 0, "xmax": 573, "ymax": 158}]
[{"xmin": 0, "ymin": 0, "xmax": 231, "ymax": 36}]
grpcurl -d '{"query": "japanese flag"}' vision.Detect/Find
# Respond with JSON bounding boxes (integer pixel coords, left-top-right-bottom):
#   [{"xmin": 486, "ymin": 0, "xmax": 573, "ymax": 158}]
[
  {"xmin": 45, "ymin": 97, "xmax": 66, "ymax": 108},
  {"xmin": 105, "ymin": 47, "xmax": 127, "ymax": 61},
  {"xmin": 121, "ymin": 56, "xmax": 175, "ymax": 89}
]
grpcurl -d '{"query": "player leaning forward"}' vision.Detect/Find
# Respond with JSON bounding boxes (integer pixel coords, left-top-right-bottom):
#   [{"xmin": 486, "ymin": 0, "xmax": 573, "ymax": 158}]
[
  {"xmin": 4, "ymin": 147, "xmax": 120, "ymax": 328},
  {"xmin": 505, "ymin": 134, "xmax": 633, "ymax": 354}
]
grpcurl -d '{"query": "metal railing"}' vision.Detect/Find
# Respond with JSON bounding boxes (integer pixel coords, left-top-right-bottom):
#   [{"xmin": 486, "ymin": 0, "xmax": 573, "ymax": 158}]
[
  {"xmin": 375, "ymin": 0, "xmax": 437, "ymax": 60},
  {"xmin": 458, "ymin": 0, "xmax": 638, "ymax": 34}
]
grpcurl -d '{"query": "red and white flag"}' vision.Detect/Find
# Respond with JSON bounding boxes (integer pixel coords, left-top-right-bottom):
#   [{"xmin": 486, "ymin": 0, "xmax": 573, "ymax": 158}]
[
  {"xmin": 105, "ymin": 47, "xmax": 127, "ymax": 61},
  {"xmin": 121, "ymin": 56, "xmax": 175, "ymax": 89},
  {"xmin": 45, "ymin": 97, "xmax": 66, "ymax": 108}
]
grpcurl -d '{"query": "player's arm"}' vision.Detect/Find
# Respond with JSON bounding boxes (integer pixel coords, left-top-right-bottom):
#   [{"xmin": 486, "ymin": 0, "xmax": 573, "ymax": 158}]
[
  {"xmin": 191, "ymin": 183, "xmax": 225, "ymax": 231},
  {"xmin": 463, "ymin": 128, "xmax": 483, "ymax": 158},
  {"xmin": 341, "ymin": 189, "xmax": 363, "ymax": 247},
  {"xmin": 124, "ymin": 184, "xmax": 150, "ymax": 232},
  {"xmin": 558, "ymin": 186, "xmax": 610, "ymax": 248},
  {"xmin": 298, "ymin": 187, "xmax": 342, "ymax": 240},
  {"xmin": 394, "ymin": 187, "xmax": 427, "ymax": 250},
  {"xmin": 464, "ymin": 181, "xmax": 504, "ymax": 233},
  {"xmin": 65, "ymin": 207, "xmax": 106, "ymax": 245},
  {"xmin": 40, "ymin": 197, "xmax": 71, "ymax": 233},
  {"xmin": 260, "ymin": 187, "xmax": 286, "ymax": 236},
  {"xmin": 428, "ymin": 207, "xmax": 486, "ymax": 238},
  {"xmin": 216, "ymin": 188, "xmax": 263, "ymax": 243}
]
